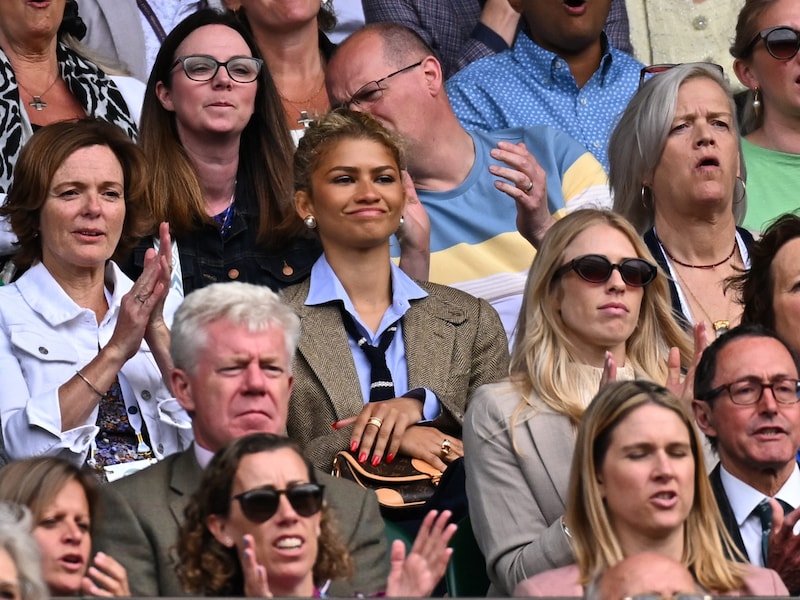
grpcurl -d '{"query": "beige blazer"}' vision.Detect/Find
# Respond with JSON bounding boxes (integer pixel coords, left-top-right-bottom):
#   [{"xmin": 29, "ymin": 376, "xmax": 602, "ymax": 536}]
[
  {"xmin": 283, "ymin": 278, "xmax": 509, "ymax": 471},
  {"xmin": 514, "ymin": 563, "xmax": 789, "ymax": 597},
  {"xmin": 464, "ymin": 365, "xmax": 635, "ymax": 596},
  {"xmin": 94, "ymin": 446, "xmax": 390, "ymax": 597}
]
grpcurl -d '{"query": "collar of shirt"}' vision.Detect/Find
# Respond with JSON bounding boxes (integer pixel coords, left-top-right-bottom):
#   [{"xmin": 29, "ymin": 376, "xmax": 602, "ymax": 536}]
[
  {"xmin": 193, "ymin": 441, "xmax": 216, "ymax": 469},
  {"xmin": 305, "ymin": 254, "xmax": 427, "ymax": 342},
  {"xmin": 721, "ymin": 462, "xmax": 800, "ymax": 526},
  {"xmin": 515, "ymin": 31, "xmax": 615, "ymax": 88}
]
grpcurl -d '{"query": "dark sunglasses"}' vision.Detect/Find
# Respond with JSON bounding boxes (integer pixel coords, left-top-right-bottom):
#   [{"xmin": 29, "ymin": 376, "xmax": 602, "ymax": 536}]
[
  {"xmin": 232, "ymin": 483, "xmax": 324, "ymax": 523},
  {"xmin": 553, "ymin": 254, "xmax": 658, "ymax": 287},
  {"xmin": 746, "ymin": 26, "xmax": 800, "ymax": 60},
  {"xmin": 638, "ymin": 62, "xmax": 724, "ymax": 88}
]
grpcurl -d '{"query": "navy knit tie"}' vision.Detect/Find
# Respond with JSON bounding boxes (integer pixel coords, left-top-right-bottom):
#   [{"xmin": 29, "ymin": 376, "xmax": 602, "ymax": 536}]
[{"xmin": 339, "ymin": 307, "xmax": 399, "ymax": 402}]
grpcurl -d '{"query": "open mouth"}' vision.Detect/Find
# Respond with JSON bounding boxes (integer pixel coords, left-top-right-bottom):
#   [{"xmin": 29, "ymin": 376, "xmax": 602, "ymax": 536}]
[
  {"xmin": 696, "ymin": 157, "xmax": 720, "ymax": 168},
  {"xmin": 275, "ymin": 536, "xmax": 303, "ymax": 550},
  {"xmin": 564, "ymin": 0, "xmax": 586, "ymax": 6}
]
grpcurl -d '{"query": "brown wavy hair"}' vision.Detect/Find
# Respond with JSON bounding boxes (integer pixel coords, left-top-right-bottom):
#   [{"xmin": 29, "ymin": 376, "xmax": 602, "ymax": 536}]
[
  {"xmin": 176, "ymin": 434, "xmax": 353, "ymax": 595},
  {"xmin": 0, "ymin": 118, "xmax": 151, "ymax": 273}
]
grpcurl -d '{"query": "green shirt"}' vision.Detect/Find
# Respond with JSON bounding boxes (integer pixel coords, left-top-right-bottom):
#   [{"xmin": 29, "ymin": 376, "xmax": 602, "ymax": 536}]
[{"xmin": 742, "ymin": 137, "xmax": 800, "ymax": 232}]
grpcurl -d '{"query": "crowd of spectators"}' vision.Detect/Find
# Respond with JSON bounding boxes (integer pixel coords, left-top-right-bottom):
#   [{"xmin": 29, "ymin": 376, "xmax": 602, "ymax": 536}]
[{"xmin": 0, "ymin": 0, "xmax": 799, "ymax": 597}]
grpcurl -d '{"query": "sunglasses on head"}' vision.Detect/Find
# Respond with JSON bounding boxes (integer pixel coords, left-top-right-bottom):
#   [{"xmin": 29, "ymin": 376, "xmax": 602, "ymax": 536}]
[
  {"xmin": 746, "ymin": 26, "xmax": 800, "ymax": 60},
  {"xmin": 553, "ymin": 254, "xmax": 658, "ymax": 287},
  {"xmin": 232, "ymin": 483, "xmax": 324, "ymax": 523},
  {"xmin": 638, "ymin": 62, "xmax": 724, "ymax": 88}
]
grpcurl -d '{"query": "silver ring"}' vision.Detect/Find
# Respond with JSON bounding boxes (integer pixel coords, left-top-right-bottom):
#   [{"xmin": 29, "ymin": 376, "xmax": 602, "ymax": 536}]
[
  {"xmin": 367, "ymin": 417, "xmax": 383, "ymax": 429},
  {"xmin": 441, "ymin": 438, "xmax": 452, "ymax": 457},
  {"xmin": 524, "ymin": 180, "xmax": 533, "ymax": 193}
]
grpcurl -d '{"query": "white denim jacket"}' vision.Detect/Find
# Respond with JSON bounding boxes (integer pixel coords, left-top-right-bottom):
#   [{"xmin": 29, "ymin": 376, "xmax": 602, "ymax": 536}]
[{"xmin": 0, "ymin": 261, "xmax": 192, "ymax": 464}]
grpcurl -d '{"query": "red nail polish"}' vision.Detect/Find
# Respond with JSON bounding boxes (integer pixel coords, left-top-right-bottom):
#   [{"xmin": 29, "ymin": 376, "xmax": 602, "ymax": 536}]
[
  {"xmin": 387, "ymin": 453, "xmax": 395, "ymax": 463},
  {"xmin": 350, "ymin": 440, "xmax": 358, "ymax": 453},
  {"xmin": 371, "ymin": 456, "xmax": 380, "ymax": 467},
  {"xmin": 358, "ymin": 452, "xmax": 367, "ymax": 463}
]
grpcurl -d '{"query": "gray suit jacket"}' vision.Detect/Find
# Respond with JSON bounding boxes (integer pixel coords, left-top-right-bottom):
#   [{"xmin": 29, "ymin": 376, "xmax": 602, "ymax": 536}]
[
  {"xmin": 282, "ymin": 278, "xmax": 509, "ymax": 471},
  {"xmin": 79, "ymin": 0, "xmax": 148, "ymax": 81},
  {"xmin": 94, "ymin": 446, "xmax": 390, "ymax": 596},
  {"xmin": 463, "ymin": 380, "xmax": 576, "ymax": 596}
]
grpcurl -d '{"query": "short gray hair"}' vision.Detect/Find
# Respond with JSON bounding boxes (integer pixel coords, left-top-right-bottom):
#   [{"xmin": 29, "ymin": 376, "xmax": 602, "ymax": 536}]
[
  {"xmin": 170, "ymin": 282, "xmax": 301, "ymax": 373},
  {"xmin": 0, "ymin": 503, "xmax": 47, "ymax": 600},
  {"xmin": 609, "ymin": 63, "xmax": 745, "ymax": 233}
]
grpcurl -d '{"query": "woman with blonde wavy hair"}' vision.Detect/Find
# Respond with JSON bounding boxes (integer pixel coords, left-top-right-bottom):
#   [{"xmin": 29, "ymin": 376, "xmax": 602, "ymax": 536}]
[
  {"xmin": 515, "ymin": 380, "xmax": 786, "ymax": 596},
  {"xmin": 463, "ymin": 208, "xmax": 694, "ymax": 596}
]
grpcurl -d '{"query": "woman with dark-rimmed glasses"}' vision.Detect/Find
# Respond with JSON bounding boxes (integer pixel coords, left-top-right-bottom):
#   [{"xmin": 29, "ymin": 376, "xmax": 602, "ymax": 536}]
[
  {"xmin": 130, "ymin": 9, "xmax": 321, "ymax": 299},
  {"xmin": 731, "ymin": 0, "xmax": 800, "ymax": 232},
  {"xmin": 176, "ymin": 433, "xmax": 455, "ymax": 597},
  {"xmin": 462, "ymin": 208, "xmax": 693, "ymax": 595}
]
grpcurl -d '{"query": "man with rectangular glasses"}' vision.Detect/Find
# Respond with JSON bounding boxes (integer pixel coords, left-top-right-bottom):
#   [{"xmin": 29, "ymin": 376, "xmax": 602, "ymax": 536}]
[
  {"xmin": 326, "ymin": 23, "xmax": 611, "ymax": 345},
  {"xmin": 693, "ymin": 323, "xmax": 800, "ymax": 594},
  {"xmin": 93, "ymin": 282, "xmax": 389, "ymax": 597}
]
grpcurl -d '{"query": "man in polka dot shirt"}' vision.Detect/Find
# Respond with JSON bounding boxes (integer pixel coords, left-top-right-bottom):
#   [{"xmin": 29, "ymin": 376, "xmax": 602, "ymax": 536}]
[{"xmin": 446, "ymin": 0, "xmax": 643, "ymax": 170}]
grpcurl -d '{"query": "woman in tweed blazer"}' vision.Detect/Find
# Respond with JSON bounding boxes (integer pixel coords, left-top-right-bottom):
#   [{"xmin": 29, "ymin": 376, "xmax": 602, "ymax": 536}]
[{"xmin": 283, "ymin": 110, "xmax": 508, "ymax": 473}]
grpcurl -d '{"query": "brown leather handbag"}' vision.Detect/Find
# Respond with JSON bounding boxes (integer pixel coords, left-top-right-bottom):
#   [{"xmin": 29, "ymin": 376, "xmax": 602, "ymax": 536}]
[{"xmin": 332, "ymin": 450, "xmax": 442, "ymax": 510}]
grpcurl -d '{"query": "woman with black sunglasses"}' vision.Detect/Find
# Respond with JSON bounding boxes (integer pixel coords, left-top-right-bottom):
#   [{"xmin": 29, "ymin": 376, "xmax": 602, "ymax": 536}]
[
  {"xmin": 463, "ymin": 208, "xmax": 693, "ymax": 595},
  {"xmin": 176, "ymin": 433, "xmax": 455, "ymax": 597},
  {"xmin": 731, "ymin": 0, "xmax": 800, "ymax": 233}
]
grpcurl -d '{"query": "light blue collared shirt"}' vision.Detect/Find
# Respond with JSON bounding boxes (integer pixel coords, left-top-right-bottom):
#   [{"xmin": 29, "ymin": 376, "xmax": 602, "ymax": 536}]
[{"xmin": 305, "ymin": 256, "xmax": 439, "ymax": 420}]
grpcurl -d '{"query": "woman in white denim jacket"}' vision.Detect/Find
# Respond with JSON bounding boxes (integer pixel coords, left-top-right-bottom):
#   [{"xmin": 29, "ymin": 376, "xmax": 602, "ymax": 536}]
[{"xmin": 0, "ymin": 120, "xmax": 192, "ymax": 474}]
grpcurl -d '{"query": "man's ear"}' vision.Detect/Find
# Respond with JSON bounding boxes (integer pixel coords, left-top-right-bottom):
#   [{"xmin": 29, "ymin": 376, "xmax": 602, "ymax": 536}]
[
  {"xmin": 171, "ymin": 368, "xmax": 195, "ymax": 413},
  {"xmin": 692, "ymin": 399, "xmax": 718, "ymax": 438}
]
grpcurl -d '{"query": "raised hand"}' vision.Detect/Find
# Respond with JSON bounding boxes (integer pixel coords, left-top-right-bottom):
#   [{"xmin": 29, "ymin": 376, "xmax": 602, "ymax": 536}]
[{"xmin": 385, "ymin": 510, "xmax": 456, "ymax": 597}]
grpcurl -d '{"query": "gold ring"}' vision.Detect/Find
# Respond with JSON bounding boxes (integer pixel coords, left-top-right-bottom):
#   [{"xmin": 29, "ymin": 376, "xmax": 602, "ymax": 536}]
[
  {"xmin": 524, "ymin": 180, "xmax": 533, "ymax": 193},
  {"xmin": 367, "ymin": 417, "xmax": 383, "ymax": 429},
  {"xmin": 441, "ymin": 438, "xmax": 452, "ymax": 457},
  {"xmin": 134, "ymin": 294, "xmax": 147, "ymax": 304}
]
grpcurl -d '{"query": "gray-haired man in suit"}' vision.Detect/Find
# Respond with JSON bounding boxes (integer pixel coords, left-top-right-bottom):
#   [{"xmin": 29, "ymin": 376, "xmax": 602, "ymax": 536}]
[{"xmin": 94, "ymin": 282, "xmax": 389, "ymax": 596}]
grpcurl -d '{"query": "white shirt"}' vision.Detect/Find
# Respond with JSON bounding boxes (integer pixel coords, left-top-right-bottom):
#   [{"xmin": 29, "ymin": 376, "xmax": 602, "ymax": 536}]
[{"xmin": 720, "ymin": 463, "xmax": 800, "ymax": 566}]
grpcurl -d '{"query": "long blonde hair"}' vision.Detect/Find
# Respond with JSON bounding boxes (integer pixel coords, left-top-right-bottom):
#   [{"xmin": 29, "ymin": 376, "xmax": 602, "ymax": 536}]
[
  {"xmin": 568, "ymin": 380, "xmax": 745, "ymax": 591},
  {"xmin": 510, "ymin": 209, "xmax": 691, "ymax": 429}
]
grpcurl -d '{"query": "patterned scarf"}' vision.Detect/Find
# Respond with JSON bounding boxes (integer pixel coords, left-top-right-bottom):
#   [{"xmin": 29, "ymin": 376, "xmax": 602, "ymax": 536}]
[{"xmin": 0, "ymin": 42, "xmax": 139, "ymax": 194}]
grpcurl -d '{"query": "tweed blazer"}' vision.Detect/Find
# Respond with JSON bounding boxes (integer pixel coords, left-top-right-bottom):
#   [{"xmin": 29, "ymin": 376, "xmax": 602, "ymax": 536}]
[
  {"xmin": 513, "ymin": 562, "xmax": 788, "ymax": 597},
  {"xmin": 94, "ymin": 446, "xmax": 390, "ymax": 597},
  {"xmin": 282, "ymin": 278, "xmax": 509, "ymax": 471}
]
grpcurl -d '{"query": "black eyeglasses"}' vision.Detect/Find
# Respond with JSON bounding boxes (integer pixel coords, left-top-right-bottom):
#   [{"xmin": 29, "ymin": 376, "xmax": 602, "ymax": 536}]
[
  {"xmin": 171, "ymin": 55, "xmax": 263, "ymax": 83},
  {"xmin": 553, "ymin": 254, "xmax": 658, "ymax": 287},
  {"xmin": 232, "ymin": 483, "xmax": 324, "ymax": 523},
  {"xmin": 697, "ymin": 376, "xmax": 800, "ymax": 405},
  {"xmin": 638, "ymin": 62, "xmax": 724, "ymax": 88},
  {"xmin": 343, "ymin": 61, "xmax": 423, "ymax": 108},
  {"xmin": 746, "ymin": 26, "xmax": 800, "ymax": 60}
]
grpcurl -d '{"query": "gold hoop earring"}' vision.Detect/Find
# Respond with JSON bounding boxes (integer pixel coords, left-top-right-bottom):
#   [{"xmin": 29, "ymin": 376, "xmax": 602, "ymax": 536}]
[
  {"xmin": 734, "ymin": 176, "xmax": 746, "ymax": 205},
  {"xmin": 641, "ymin": 185, "xmax": 652, "ymax": 210}
]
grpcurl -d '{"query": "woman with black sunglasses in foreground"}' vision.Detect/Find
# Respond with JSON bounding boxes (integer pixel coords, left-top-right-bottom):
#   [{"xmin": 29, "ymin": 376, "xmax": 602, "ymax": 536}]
[
  {"xmin": 731, "ymin": 0, "xmax": 800, "ymax": 233},
  {"xmin": 463, "ymin": 208, "xmax": 693, "ymax": 596},
  {"xmin": 177, "ymin": 433, "xmax": 455, "ymax": 597}
]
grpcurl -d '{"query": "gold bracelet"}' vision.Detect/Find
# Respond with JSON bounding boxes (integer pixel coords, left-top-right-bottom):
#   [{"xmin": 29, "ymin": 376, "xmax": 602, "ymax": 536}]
[{"xmin": 75, "ymin": 370, "xmax": 106, "ymax": 399}]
